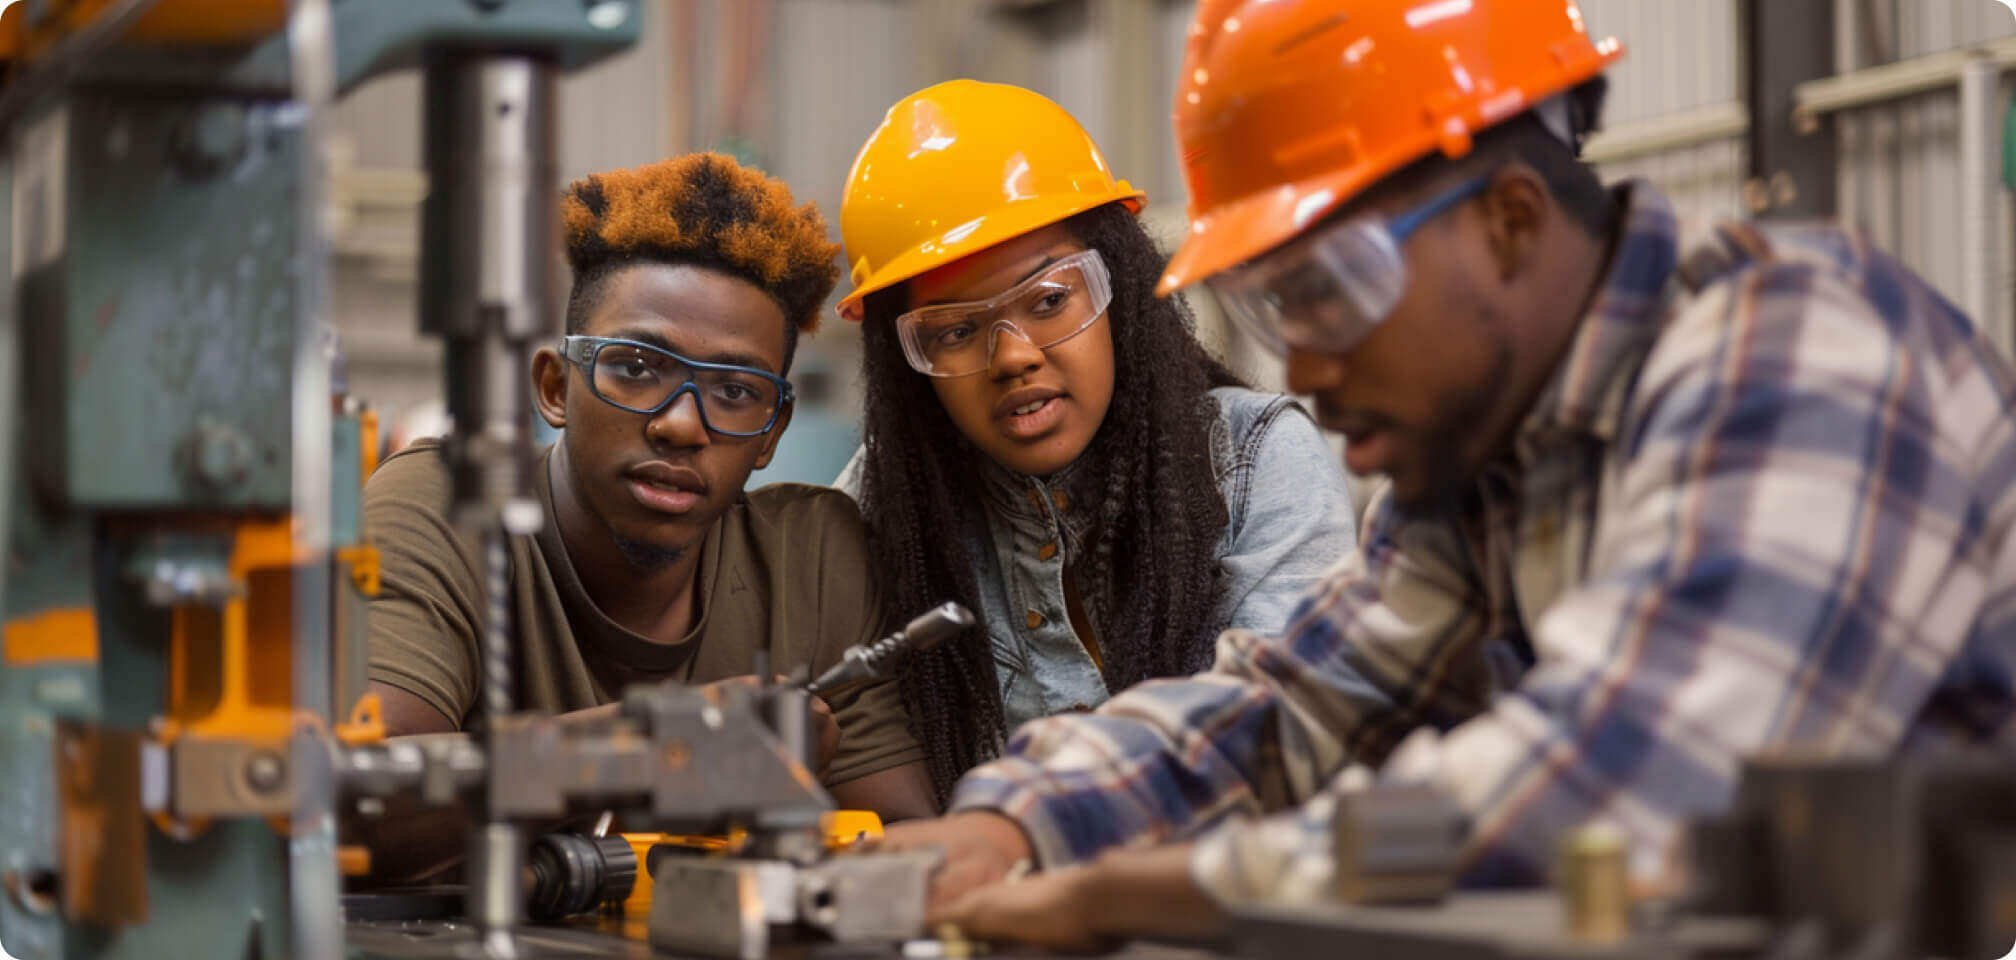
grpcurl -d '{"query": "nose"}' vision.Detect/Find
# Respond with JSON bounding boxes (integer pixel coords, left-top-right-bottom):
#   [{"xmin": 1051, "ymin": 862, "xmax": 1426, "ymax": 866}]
[
  {"xmin": 645, "ymin": 386, "xmax": 711, "ymax": 448},
  {"xmin": 987, "ymin": 322, "xmax": 1044, "ymax": 380},
  {"xmin": 1283, "ymin": 345, "xmax": 1349, "ymax": 397}
]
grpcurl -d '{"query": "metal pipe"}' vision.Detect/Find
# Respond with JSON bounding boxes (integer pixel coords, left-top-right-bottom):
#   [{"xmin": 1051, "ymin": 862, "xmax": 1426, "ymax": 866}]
[
  {"xmin": 1794, "ymin": 36, "xmax": 2016, "ymax": 128},
  {"xmin": 1580, "ymin": 100, "xmax": 1750, "ymax": 165},
  {"xmin": 287, "ymin": 0, "xmax": 341, "ymax": 957},
  {"xmin": 1959, "ymin": 57, "xmax": 2008, "ymax": 355},
  {"xmin": 470, "ymin": 822, "xmax": 526, "ymax": 950}
]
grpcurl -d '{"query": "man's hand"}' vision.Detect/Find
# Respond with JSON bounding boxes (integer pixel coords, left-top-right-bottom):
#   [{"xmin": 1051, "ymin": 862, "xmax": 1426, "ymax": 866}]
[
  {"xmin": 696, "ymin": 675, "xmax": 839, "ymax": 777},
  {"xmin": 940, "ymin": 866, "xmax": 1109, "ymax": 953},
  {"xmin": 942, "ymin": 843, "xmax": 1221, "ymax": 951},
  {"xmin": 876, "ymin": 811, "xmax": 1033, "ymax": 916}
]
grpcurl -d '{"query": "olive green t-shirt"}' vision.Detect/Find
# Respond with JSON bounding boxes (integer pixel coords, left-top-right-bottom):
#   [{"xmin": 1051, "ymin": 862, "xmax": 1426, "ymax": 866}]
[{"xmin": 363, "ymin": 440, "xmax": 922, "ymax": 786}]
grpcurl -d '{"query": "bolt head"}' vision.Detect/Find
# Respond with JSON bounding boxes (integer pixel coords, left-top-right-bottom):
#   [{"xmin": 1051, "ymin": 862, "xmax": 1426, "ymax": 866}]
[{"xmin": 246, "ymin": 751, "xmax": 287, "ymax": 793}]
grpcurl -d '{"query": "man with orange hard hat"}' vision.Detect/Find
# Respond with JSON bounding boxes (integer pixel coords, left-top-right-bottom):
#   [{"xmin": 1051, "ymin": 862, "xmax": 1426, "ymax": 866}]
[{"xmin": 874, "ymin": 0, "xmax": 2016, "ymax": 948}]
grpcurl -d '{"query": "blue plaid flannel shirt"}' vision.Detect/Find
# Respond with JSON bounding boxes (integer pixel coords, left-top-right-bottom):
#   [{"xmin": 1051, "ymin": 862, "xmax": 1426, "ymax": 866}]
[{"xmin": 947, "ymin": 182, "xmax": 2016, "ymax": 904}]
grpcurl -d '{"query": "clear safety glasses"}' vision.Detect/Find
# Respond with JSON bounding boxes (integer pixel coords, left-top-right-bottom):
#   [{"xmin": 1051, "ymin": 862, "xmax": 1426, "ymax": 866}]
[
  {"xmin": 1208, "ymin": 177, "xmax": 1489, "ymax": 355},
  {"xmin": 560, "ymin": 335, "xmax": 794, "ymax": 437},
  {"xmin": 895, "ymin": 249, "xmax": 1114, "ymax": 378}
]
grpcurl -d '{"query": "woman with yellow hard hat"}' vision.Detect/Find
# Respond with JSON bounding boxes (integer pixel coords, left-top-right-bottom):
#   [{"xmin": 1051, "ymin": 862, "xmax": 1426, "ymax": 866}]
[{"xmin": 833, "ymin": 80, "xmax": 1356, "ymax": 798}]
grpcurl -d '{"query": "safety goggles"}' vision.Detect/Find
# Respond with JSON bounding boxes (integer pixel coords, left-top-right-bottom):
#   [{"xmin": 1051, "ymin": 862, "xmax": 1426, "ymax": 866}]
[
  {"xmin": 1208, "ymin": 177, "xmax": 1488, "ymax": 355},
  {"xmin": 560, "ymin": 335, "xmax": 794, "ymax": 437},
  {"xmin": 894, "ymin": 249, "xmax": 1113, "ymax": 378}
]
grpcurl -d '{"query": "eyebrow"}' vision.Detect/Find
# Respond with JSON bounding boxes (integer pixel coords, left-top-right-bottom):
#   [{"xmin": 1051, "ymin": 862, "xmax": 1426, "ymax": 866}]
[
  {"xmin": 923, "ymin": 256, "xmax": 1061, "ymax": 307},
  {"xmin": 607, "ymin": 327, "xmax": 778, "ymax": 375}
]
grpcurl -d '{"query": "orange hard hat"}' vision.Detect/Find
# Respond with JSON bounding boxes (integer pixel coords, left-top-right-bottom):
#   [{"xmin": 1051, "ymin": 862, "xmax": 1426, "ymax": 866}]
[
  {"xmin": 836, "ymin": 80, "xmax": 1145, "ymax": 323},
  {"xmin": 1158, "ymin": 0, "xmax": 1623, "ymax": 295}
]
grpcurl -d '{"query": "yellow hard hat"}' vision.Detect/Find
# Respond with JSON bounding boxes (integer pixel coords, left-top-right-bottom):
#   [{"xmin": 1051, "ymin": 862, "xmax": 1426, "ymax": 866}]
[{"xmin": 836, "ymin": 80, "xmax": 1145, "ymax": 323}]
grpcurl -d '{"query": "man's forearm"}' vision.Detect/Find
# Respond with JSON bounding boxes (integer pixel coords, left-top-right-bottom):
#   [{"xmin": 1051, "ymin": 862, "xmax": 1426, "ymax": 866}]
[{"xmin": 1077, "ymin": 843, "xmax": 1223, "ymax": 941}]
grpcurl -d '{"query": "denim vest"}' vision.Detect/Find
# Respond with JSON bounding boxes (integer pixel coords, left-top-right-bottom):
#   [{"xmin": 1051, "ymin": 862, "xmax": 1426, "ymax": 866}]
[{"xmin": 837, "ymin": 386, "xmax": 1358, "ymax": 738}]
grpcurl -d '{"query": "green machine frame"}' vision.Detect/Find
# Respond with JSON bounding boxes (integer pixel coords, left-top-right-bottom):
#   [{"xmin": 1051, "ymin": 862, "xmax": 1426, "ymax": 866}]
[{"xmin": 0, "ymin": 3, "xmax": 638, "ymax": 958}]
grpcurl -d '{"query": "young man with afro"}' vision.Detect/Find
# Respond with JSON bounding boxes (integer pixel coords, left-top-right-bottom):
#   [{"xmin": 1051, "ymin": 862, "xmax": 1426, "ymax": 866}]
[{"xmin": 359, "ymin": 155, "xmax": 935, "ymax": 876}]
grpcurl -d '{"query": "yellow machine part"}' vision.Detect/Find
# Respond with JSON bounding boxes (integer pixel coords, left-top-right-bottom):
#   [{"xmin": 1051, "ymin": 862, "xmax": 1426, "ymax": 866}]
[
  {"xmin": 618, "ymin": 810, "xmax": 887, "ymax": 917},
  {"xmin": 0, "ymin": 0, "xmax": 286, "ymax": 62}
]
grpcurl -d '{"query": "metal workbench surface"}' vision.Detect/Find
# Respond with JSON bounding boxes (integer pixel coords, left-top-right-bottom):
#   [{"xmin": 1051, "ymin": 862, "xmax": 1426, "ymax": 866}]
[{"xmin": 345, "ymin": 918, "xmax": 1227, "ymax": 960}]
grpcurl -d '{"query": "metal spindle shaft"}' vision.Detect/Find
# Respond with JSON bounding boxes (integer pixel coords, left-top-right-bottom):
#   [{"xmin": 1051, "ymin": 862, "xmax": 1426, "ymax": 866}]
[{"xmin": 483, "ymin": 529, "xmax": 513, "ymax": 723}]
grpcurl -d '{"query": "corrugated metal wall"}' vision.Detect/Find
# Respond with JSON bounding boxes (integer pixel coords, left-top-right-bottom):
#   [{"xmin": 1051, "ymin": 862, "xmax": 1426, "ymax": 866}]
[
  {"xmin": 1579, "ymin": 0, "xmax": 1747, "ymax": 229},
  {"xmin": 1834, "ymin": 0, "xmax": 2016, "ymax": 349}
]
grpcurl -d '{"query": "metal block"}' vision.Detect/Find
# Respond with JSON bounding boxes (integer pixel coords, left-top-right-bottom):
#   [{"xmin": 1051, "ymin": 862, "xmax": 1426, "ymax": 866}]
[
  {"xmin": 1733, "ymin": 756, "xmax": 1917, "ymax": 953},
  {"xmin": 798, "ymin": 849, "xmax": 941, "ymax": 944},
  {"xmin": 23, "ymin": 89, "xmax": 299, "ymax": 510},
  {"xmin": 1953, "ymin": 828, "xmax": 2016, "ymax": 960},
  {"xmin": 169, "ymin": 736, "xmax": 294, "ymax": 819},
  {"xmin": 646, "ymin": 857, "xmax": 795, "ymax": 960},
  {"xmin": 624, "ymin": 687, "xmax": 830, "ymax": 833}
]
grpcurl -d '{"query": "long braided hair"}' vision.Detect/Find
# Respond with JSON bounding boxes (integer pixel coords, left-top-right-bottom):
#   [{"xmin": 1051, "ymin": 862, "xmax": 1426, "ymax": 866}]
[{"xmin": 855, "ymin": 203, "xmax": 1247, "ymax": 800}]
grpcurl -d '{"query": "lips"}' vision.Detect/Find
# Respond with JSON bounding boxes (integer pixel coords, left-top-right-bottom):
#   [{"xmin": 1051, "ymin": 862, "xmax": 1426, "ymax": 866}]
[
  {"xmin": 1317, "ymin": 406, "xmax": 1395, "ymax": 477},
  {"xmin": 624, "ymin": 462, "xmax": 708, "ymax": 516},
  {"xmin": 994, "ymin": 385, "xmax": 1069, "ymax": 441}
]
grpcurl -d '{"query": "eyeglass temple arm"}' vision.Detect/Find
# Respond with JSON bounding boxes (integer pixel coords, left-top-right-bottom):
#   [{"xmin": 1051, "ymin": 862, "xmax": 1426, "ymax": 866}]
[{"xmin": 1387, "ymin": 177, "xmax": 1491, "ymax": 241}]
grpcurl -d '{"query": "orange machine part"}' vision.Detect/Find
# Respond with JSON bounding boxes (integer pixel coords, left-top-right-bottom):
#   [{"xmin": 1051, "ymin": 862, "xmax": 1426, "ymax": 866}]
[
  {"xmin": 3, "ymin": 607, "xmax": 98, "ymax": 665},
  {"xmin": 619, "ymin": 811, "xmax": 886, "ymax": 917},
  {"xmin": 4, "ymin": 0, "xmax": 286, "ymax": 63},
  {"xmin": 165, "ymin": 517, "xmax": 303, "ymax": 746},
  {"xmin": 338, "ymin": 845, "xmax": 372, "ymax": 877},
  {"xmin": 335, "ymin": 691, "xmax": 385, "ymax": 746},
  {"xmin": 357, "ymin": 407, "xmax": 381, "ymax": 483}
]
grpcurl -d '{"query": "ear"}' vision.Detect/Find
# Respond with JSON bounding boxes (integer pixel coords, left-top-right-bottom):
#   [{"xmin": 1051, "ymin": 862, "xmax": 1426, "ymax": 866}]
[
  {"xmin": 1479, "ymin": 165, "xmax": 1547, "ymax": 285},
  {"xmin": 532, "ymin": 346, "xmax": 569, "ymax": 429},
  {"xmin": 752, "ymin": 399, "xmax": 794, "ymax": 470}
]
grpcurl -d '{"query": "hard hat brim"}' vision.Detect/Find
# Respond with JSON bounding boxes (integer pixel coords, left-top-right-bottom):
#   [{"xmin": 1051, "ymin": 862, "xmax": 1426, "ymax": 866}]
[
  {"xmin": 1157, "ymin": 164, "xmax": 1384, "ymax": 297},
  {"xmin": 840, "ymin": 187, "xmax": 1144, "ymax": 323}
]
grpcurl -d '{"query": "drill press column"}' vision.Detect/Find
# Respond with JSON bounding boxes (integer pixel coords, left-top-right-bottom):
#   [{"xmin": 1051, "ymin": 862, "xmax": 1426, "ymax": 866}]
[{"xmin": 419, "ymin": 52, "xmax": 560, "ymax": 942}]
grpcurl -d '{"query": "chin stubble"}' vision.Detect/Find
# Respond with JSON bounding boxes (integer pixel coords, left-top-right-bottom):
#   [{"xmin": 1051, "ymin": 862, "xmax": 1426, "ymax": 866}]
[
  {"xmin": 609, "ymin": 535, "xmax": 685, "ymax": 573},
  {"xmin": 565, "ymin": 438, "xmax": 687, "ymax": 573}
]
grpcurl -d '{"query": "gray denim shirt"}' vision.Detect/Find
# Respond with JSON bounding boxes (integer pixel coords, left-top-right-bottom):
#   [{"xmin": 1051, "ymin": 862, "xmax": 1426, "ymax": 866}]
[{"xmin": 836, "ymin": 386, "xmax": 1356, "ymax": 735}]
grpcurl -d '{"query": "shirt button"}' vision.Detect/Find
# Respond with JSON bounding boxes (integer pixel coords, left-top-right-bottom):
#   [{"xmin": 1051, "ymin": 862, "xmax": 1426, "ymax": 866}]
[
  {"xmin": 1026, "ymin": 610, "xmax": 1044, "ymax": 629},
  {"xmin": 1037, "ymin": 542, "xmax": 1057, "ymax": 561},
  {"xmin": 1052, "ymin": 490, "xmax": 1069, "ymax": 512}
]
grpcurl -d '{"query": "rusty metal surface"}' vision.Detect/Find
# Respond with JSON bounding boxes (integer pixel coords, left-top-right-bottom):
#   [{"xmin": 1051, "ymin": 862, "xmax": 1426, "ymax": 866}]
[{"xmin": 54, "ymin": 718, "xmax": 147, "ymax": 926}]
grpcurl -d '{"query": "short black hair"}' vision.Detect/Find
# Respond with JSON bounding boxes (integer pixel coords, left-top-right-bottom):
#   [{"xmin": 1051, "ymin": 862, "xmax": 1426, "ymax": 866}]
[
  {"xmin": 561, "ymin": 153, "xmax": 841, "ymax": 374},
  {"xmin": 1368, "ymin": 76, "xmax": 1617, "ymax": 237}
]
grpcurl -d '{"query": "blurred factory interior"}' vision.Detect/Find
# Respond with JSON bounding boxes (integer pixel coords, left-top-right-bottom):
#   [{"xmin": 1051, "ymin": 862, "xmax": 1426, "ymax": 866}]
[{"xmin": 326, "ymin": 0, "xmax": 2016, "ymax": 490}]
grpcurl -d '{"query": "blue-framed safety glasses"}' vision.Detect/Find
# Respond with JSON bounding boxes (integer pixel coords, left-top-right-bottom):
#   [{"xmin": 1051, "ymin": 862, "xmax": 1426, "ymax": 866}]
[{"xmin": 560, "ymin": 335, "xmax": 794, "ymax": 437}]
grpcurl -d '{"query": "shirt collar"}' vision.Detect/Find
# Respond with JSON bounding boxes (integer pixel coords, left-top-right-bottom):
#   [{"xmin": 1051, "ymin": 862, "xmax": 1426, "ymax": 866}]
[
  {"xmin": 1516, "ymin": 180, "xmax": 1681, "ymax": 451},
  {"xmin": 976, "ymin": 445, "xmax": 1103, "ymax": 551}
]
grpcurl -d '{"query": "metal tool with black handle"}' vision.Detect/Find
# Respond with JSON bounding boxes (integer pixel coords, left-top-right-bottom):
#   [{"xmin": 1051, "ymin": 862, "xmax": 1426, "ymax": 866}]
[{"xmin": 804, "ymin": 602, "xmax": 975, "ymax": 698}]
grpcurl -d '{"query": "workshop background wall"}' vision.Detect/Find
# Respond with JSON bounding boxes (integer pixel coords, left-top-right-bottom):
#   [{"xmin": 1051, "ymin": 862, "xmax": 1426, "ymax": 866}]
[{"xmin": 327, "ymin": 0, "xmax": 2016, "ymax": 495}]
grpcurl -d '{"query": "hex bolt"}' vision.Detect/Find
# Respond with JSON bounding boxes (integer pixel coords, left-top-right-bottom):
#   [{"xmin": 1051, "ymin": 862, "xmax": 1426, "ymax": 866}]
[
  {"xmin": 185, "ymin": 419, "xmax": 255, "ymax": 491},
  {"xmin": 246, "ymin": 751, "xmax": 287, "ymax": 794}
]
